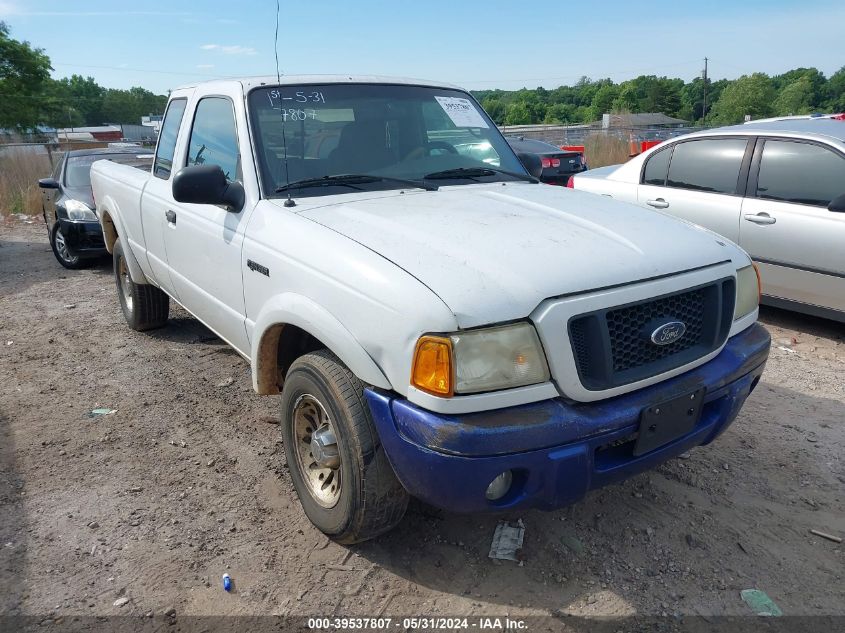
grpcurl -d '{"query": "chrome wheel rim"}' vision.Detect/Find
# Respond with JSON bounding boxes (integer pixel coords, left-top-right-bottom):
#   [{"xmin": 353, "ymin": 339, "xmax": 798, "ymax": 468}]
[
  {"xmin": 54, "ymin": 227, "xmax": 77, "ymax": 264},
  {"xmin": 292, "ymin": 394, "xmax": 342, "ymax": 508},
  {"xmin": 118, "ymin": 256, "xmax": 134, "ymax": 313}
]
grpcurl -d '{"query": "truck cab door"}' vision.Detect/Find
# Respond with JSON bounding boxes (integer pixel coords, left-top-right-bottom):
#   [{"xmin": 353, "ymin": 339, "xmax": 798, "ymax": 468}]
[
  {"xmin": 162, "ymin": 92, "xmax": 254, "ymax": 355},
  {"xmin": 141, "ymin": 97, "xmax": 188, "ymax": 299}
]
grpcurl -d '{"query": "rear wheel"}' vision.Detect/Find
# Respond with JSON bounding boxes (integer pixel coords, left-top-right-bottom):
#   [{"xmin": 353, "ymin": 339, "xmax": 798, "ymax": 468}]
[
  {"xmin": 281, "ymin": 350, "xmax": 409, "ymax": 543},
  {"xmin": 50, "ymin": 222, "xmax": 89, "ymax": 269},
  {"xmin": 113, "ymin": 238, "xmax": 169, "ymax": 331}
]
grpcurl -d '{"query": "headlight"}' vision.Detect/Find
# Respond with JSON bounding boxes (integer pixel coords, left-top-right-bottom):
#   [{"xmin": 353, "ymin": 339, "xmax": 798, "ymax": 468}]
[
  {"xmin": 734, "ymin": 263, "xmax": 761, "ymax": 320},
  {"xmin": 65, "ymin": 199, "xmax": 97, "ymax": 221},
  {"xmin": 411, "ymin": 323, "xmax": 550, "ymax": 397}
]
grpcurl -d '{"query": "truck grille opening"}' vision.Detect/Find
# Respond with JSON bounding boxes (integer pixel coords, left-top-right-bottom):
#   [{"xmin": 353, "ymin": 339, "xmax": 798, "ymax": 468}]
[
  {"xmin": 607, "ymin": 288, "xmax": 706, "ymax": 372},
  {"xmin": 568, "ymin": 278, "xmax": 735, "ymax": 391}
]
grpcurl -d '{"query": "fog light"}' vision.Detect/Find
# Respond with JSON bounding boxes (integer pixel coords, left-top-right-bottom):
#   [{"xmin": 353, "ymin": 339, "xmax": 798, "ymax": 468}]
[{"xmin": 485, "ymin": 470, "xmax": 513, "ymax": 501}]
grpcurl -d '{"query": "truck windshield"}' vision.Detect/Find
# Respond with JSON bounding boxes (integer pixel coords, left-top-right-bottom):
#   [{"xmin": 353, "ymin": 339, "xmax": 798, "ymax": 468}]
[{"xmin": 248, "ymin": 84, "xmax": 529, "ymax": 198}]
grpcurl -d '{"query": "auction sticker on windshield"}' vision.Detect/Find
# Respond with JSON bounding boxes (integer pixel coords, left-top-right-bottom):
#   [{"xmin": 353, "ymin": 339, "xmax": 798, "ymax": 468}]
[{"xmin": 434, "ymin": 96, "xmax": 489, "ymax": 128}]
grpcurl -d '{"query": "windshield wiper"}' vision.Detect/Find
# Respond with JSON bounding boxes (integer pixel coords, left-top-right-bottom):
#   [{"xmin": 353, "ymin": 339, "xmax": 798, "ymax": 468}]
[
  {"xmin": 275, "ymin": 174, "xmax": 437, "ymax": 193},
  {"xmin": 423, "ymin": 167, "xmax": 537, "ymax": 183}
]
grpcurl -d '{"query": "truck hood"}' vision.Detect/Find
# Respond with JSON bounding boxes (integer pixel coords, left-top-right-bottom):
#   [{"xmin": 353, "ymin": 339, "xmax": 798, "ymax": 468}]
[{"xmin": 295, "ymin": 183, "xmax": 737, "ymax": 328}]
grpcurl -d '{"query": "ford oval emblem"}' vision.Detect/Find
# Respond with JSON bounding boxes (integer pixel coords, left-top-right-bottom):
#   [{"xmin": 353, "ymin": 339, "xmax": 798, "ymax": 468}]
[{"xmin": 650, "ymin": 321, "xmax": 687, "ymax": 346}]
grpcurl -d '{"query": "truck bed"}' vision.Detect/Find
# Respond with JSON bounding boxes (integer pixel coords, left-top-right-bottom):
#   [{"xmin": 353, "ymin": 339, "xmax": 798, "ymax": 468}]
[{"xmin": 90, "ymin": 159, "xmax": 152, "ymax": 258}]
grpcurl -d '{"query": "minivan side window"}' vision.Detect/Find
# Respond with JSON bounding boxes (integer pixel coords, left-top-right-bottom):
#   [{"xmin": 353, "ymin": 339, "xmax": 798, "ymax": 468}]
[
  {"xmin": 666, "ymin": 138, "xmax": 748, "ymax": 195},
  {"xmin": 186, "ymin": 97, "xmax": 241, "ymax": 182},
  {"xmin": 642, "ymin": 146, "xmax": 672, "ymax": 185},
  {"xmin": 755, "ymin": 140, "xmax": 845, "ymax": 207},
  {"xmin": 154, "ymin": 98, "xmax": 187, "ymax": 180}
]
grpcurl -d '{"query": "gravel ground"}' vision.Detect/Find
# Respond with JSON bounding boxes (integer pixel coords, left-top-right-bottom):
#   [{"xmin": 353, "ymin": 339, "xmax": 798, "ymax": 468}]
[{"xmin": 1, "ymin": 218, "xmax": 843, "ymax": 629}]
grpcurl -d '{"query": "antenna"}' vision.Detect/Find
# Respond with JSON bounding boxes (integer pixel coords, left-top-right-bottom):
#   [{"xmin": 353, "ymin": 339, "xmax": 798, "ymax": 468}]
[
  {"xmin": 275, "ymin": 0, "xmax": 295, "ymax": 207},
  {"xmin": 702, "ymin": 57, "xmax": 708, "ymax": 126}
]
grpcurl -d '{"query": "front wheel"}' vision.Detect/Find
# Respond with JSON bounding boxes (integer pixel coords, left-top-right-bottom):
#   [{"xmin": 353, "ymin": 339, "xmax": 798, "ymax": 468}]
[
  {"xmin": 113, "ymin": 238, "xmax": 169, "ymax": 331},
  {"xmin": 50, "ymin": 222, "xmax": 88, "ymax": 269},
  {"xmin": 281, "ymin": 350, "xmax": 409, "ymax": 543}
]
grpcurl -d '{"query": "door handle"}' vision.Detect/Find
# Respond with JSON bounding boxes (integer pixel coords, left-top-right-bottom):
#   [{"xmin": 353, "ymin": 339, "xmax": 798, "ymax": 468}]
[
  {"xmin": 646, "ymin": 198, "xmax": 670, "ymax": 209},
  {"xmin": 165, "ymin": 209, "xmax": 176, "ymax": 224},
  {"xmin": 744, "ymin": 212, "xmax": 776, "ymax": 225}
]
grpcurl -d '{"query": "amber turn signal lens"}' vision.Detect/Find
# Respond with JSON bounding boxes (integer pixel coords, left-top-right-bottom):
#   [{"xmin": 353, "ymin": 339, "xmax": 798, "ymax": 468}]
[
  {"xmin": 411, "ymin": 336, "xmax": 453, "ymax": 397},
  {"xmin": 752, "ymin": 261, "xmax": 762, "ymax": 300}
]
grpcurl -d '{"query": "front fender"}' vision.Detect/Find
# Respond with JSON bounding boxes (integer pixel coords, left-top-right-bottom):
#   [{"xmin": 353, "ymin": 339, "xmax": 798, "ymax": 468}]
[{"xmin": 250, "ymin": 293, "xmax": 392, "ymax": 394}]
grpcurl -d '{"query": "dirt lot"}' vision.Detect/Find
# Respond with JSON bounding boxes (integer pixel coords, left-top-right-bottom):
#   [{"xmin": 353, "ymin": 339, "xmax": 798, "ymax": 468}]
[{"xmin": 1, "ymin": 218, "xmax": 843, "ymax": 629}]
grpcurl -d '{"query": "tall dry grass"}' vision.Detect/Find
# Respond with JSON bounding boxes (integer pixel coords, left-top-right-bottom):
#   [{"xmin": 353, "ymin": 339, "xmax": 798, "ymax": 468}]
[
  {"xmin": 583, "ymin": 133, "xmax": 631, "ymax": 168},
  {"xmin": 0, "ymin": 148, "xmax": 53, "ymax": 217}
]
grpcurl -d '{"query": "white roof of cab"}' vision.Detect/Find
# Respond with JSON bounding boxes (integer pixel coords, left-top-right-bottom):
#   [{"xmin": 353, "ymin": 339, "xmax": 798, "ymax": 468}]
[{"xmin": 175, "ymin": 74, "xmax": 464, "ymax": 93}]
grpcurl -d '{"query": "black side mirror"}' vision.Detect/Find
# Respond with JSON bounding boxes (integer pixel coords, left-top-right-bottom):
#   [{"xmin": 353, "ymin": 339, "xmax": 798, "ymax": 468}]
[
  {"xmin": 172, "ymin": 164, "xmax": 245, "ymax": 212},
  {"xmin": 516, "ymin": 152, "xmax": 543, "ymax": 180},
  {"xmin": 38, "ymin": 178, "xmax": 60, "ymax": 189},
  {"xmin": 828, "ymin": 193, "xmax": 845, "ymax": 213}
]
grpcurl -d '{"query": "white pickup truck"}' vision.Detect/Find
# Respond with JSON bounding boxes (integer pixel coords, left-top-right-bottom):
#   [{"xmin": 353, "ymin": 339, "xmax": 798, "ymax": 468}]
[{"xmin": 91, "ymin": 75, "xmax": 770, "ymax": 543}]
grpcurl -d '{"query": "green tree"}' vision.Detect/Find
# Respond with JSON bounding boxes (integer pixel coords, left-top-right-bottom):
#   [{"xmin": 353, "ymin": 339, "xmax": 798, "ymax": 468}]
[
  {"xmin": 825, "ymin": 66, "xmax": 845, "ymax": 112},
  {"xmin": 613, "ymin": 81, "xmax": 639, "ymax": 112},
  {"xmin": 572, "ymin": 105, "xmax": 593, "ymax": 123},
  {"xmin": 590, "ymin": 84, "xmax": 619, "ymax": 120},
  {"xmin": 679, "ymin": 77, "xmax": 704, "ymax": 122},
  {"xmin": 481, "ymin": 98, "xmax": 506, "ymax": 124},
  {"xmin": 544, "ymin": 103, "xmax": 576, "ymax": 124},
  {"xmin": 101, "ymin": 87, "xmax": 167, "ymax": 124},
  {"xmin": 0, "ymin": 21, "xmax": 53, "ymax": 130},
  {"xmin": 471, "ymin": 66, "xmax": 843, "ymax": 127},
  {"xmin": 503, "ymin": 102, "xmax": 532, "ymax": 125},
  {"xmin": 710, "ymin": 73, "xmax": 776, "ymax": 124},
  {"xmin": 657, "ymin": 78, "xmax": 683, "ymax": 116},
  {"xmin": 774, "ymin": 76, "xmax": 814, "ymax": 116},
  {"xmin": 773, "ymin": 67, "xmax": 826, "ymax": 110},
  {"xmin": 44, "ymin": 75, "xmax": 105, "ymax": 125}
]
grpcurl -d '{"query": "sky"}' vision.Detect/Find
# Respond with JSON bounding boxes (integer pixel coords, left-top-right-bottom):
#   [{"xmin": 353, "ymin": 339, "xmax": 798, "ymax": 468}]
[{"xmin": 1, "ymin": 0, "xmax": 843, "ymax": 95}]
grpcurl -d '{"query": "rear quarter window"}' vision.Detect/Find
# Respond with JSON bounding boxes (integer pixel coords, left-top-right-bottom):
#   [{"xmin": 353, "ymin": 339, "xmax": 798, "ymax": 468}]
[{"xmin": 642, "ymin": 146, "xmax": 672, "ymax": 186}]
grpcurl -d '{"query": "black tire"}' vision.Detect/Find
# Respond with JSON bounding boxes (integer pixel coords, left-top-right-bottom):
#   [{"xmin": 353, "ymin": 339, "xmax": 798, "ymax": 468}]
[
  {"xmin": 281, "ymin": 350, "xmax": 409, "ymax": 543},
  {"xmin": 113, "ymin": 238, "xmax": 169, "ymax": 331},
  {"xmin": 50, "ymin": 222, "xmax": 90, "ymax": 269}
]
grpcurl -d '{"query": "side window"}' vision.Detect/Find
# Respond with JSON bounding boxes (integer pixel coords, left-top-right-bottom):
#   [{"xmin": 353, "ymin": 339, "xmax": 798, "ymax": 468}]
[
  {"xmin": 52, "ymin": 154, "xmax": 64, "ymax": 180},
  {"xmin": 154, "ymin": 98, "xmax": 187, "ymax": 179},
  {"xmin": 666, "ymin": 138, "xmax": 748, "ymax": 194},
  {"xmin": 642, "ymin": 146, "xmax": 672, "ymax": 185},
  {"xmin": 186, "ymin": 97, "xmax": 241, "ymax": 181},
  {"xmin": 756, "ymin": 140, "xmax": 845, "ymax": 207}
]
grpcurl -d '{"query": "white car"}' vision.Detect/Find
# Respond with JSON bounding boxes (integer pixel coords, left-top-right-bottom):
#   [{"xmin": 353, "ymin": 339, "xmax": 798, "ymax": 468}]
[
  {"xmin": 90, "ymin": 76, "xmax": 769, "ymax": 542},
  {"xmin": 570, "ymin": 118, "xmax": 845, "ymax": 322}
]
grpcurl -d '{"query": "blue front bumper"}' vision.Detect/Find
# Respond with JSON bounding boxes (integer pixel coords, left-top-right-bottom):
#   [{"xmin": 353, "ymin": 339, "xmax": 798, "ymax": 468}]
[{"xmin": 365, "ymin": 323, "xmax": 770, "ymax": 513}]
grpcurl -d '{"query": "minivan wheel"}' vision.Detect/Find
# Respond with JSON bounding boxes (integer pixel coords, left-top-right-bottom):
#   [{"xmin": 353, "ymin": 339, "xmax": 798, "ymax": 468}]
[
  {"xmin": 113, "ymin": 238, "xmax": 169, "ymax": 331},
  {"xmin": 281, "ymin": 350, "xmax": 409, "ymax": 543},
  {"xmin": 50, "ymin": 222, "xmax": 88, "ymax": 269}
]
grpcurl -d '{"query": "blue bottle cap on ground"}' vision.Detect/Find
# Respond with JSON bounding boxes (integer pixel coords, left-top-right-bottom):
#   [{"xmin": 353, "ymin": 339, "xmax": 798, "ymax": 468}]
[{"xmin": 222, "ymin": 573, "xmax": 232, "ymax": 592}]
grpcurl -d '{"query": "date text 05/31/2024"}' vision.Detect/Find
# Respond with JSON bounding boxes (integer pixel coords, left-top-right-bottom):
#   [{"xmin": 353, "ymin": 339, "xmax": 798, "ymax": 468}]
[{"xmin": 307, "ymin": 617, "xmax": 528, "ymax": 630}]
